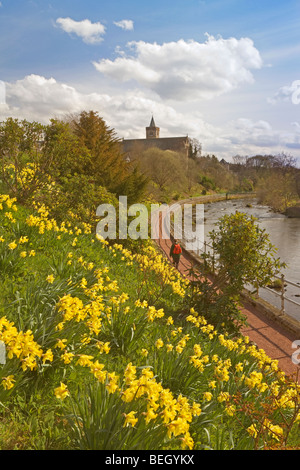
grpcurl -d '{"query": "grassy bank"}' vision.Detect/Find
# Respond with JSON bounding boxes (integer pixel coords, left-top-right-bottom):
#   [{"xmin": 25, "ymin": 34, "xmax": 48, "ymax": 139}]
[{"xmin": 0, "ymin": 194, "xmax": 299, "ymax": 450}]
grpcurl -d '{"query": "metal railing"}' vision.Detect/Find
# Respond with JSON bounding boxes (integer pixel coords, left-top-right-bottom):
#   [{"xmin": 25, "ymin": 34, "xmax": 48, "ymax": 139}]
[
  {"xmin": 185, "ymin": 238, "xmax": 300, "ymax": 317},
  {"xmin": 167, "ymin": 202, "xmax": 300, "ymax": 318},
  {"xmin": 257, "ymin": 274, "xmax": 300, "ymax": 315}
]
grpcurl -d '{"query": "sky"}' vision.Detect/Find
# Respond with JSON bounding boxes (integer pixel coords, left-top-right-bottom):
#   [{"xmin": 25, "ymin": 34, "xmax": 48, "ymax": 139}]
[{"xmin": 1, "ymin": 0, "xmax": 300, "ymax": 162}]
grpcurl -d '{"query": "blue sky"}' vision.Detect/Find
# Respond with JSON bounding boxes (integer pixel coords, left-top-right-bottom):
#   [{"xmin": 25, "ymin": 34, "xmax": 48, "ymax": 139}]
[{"xmin": 1, "ymin": 0, "xmax": 300, "ymax": 161}]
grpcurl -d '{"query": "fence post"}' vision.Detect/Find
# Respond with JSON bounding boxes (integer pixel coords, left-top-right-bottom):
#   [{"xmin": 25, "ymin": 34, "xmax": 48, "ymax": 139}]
[{"xmin": 281, "ymin": 274, "xmax": 285, "ymax": 314}]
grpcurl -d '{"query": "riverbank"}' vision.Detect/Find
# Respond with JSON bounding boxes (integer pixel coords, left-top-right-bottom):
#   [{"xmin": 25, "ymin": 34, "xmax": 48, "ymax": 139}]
[
  {"xmin": 172, "ymin": 191, "xmax": 256, "ymax": 206},
  {"xmin": 168, "ymin": 194, "xmax": 300, "ymax": 336},
  {"xmin": 286, "ymin": 204, "xmax": 300, "ymax": 218}
]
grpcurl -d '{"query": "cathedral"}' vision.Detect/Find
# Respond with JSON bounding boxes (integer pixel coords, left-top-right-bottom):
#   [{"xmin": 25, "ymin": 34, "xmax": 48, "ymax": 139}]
[{"xmin": 121, "ymin": 117, "xmax": 190, "ymax": 160}]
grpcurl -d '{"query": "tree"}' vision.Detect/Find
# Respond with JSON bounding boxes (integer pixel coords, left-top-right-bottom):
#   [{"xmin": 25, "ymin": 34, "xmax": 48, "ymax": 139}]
[
  {"xmin": 42, "ymin": 118, "xmax": 91, "ymax": 179},
  {"xmin": 0, "ymin": 118, "xmax": 48, "ymax": 201},
  {"xmin": 37, "ymin": 112, "xmax": 149, "ymax": 225},
  {"xmin": 188, "ymin": 212, "xmax": 284, "ymax": 332},
  {"xmin": 0, "ymin": 112, "xmax": 149, "ymax": 229},
  {"xmin": 116, "ymin": 165, "xmax": 149, "ymax": 206},
  {"xmin": 230, "ymin": 152, "xmax": 299, "ymax": 210},
  {"xmin": 232, "ymin": 155, "xmax": 247, "ymax": 166},
  {"xmin": 197, "ymin": 154, "xmax": 238, "ymax": 192},
  {"xmin": 70, "ymin": 111, "xmax": 148, "ymax": 201},
  {"xmin": 296, "ymin": 173, "xmax": 300, "ymax": 198},
  {"xmin": 70, "ymin": 111, "xmax": 128, "ymax": 192},
  {"xmin": 255, "ymin": 153, "xmax": 298, "ymax": 212},
  {"xmin": 137, "ymin": 148, "xmax": 187, "ymax": 192},
  {"xmin": 188, "ymin": 138, "xmax": 202, "ymax": 160},
  {"xmin": 272, "ymin": 152, "xmax": 297, "ymax": 172},
  {"xmin": 246, "ymin": 155, "xmax": 274, "ymax": 169},
  {"xmin": 257, "ymin": 171, "xmax": 298, "ymax": 212}
]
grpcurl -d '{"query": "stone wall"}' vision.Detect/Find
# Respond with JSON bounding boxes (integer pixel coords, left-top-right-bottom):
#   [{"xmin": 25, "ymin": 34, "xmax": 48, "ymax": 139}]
[{"xmin": 121, "ymin": 136, "xmax": 190, "ymax": 160}]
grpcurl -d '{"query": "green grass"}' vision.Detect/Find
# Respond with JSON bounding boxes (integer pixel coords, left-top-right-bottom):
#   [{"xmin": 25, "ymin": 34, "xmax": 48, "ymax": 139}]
[{"xmin": 0, "ymin": 194, "xmax": 299, "ymax": 450}]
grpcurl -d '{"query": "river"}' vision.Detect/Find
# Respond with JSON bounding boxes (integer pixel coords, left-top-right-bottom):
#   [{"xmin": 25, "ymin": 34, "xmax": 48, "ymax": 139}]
[{"xmin": 201, "ymin": 197, "xmax": 300, "ymax": 323}]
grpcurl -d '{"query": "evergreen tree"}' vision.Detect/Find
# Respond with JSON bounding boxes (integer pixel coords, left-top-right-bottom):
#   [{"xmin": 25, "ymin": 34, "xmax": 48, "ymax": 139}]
[{"xmin": 70, "ymin": 111, "xmax": 148, "ymax": 201}]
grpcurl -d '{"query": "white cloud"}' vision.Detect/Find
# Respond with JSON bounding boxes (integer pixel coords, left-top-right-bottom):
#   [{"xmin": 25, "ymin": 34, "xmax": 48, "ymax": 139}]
[
  {"xmin": 2, "ymin": 74, "xmax": 300, "ymax": 161},
  {"xmin": 268, "ymin": 80, "xmax": 300, "ymax": 105},
  {"xmin": 93, "ymin": 34, "xmax": 263, "ymax": 101},
  {"xmin": 114, "ymin": 19, "xmax": 134, "ymax": 31},
  {"xmin": 0, "ymin": 74, "xmax": 219, "ymax": 148},
  {"xmin": 284, "ymin": 122, "xmax": 300, "ymax": 150},
  {"xmin": 222, "ymin": 118, "xmax": 281, "ymax": 149},
  {"xmin": 1, "ymin": 74, "xmax": 197, "ymax": 135},
  {"xmin": 56, "ymin": 17, "xmax": 106, "ymax": 44},
  {"xmin": 3, "ymin": 74, "xmax": 103, "ymax": 122}
]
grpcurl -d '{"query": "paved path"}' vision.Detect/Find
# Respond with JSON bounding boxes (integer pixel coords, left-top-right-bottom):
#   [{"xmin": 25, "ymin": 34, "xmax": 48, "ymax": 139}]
[{"xmin": 156, "ymin": 232, "xmax": 300, "ymax": 382}]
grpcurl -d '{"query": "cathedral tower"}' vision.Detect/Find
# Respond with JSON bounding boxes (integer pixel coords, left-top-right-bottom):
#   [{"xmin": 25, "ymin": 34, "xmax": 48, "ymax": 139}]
[{"xmin": 146, "ymin": 116, "xmax": 160, "ymax": 139}]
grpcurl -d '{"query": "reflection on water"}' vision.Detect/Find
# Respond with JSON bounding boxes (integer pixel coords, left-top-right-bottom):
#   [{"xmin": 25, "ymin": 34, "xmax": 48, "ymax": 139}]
[{"xmin": 203, "ymin": 198, "xmax": 300, "ymax": 322}]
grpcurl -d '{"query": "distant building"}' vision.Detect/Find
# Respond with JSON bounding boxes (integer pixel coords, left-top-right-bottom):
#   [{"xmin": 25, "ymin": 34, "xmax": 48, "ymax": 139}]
[{"xmin": 121, "ymin": 117, "xmax": 190, "ymax": 161}]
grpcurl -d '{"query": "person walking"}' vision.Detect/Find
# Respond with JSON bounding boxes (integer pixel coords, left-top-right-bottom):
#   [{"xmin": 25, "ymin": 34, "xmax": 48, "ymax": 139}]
[{"xmin": 170, "ymin": 239, "xmax": 182, "ymax": 269}]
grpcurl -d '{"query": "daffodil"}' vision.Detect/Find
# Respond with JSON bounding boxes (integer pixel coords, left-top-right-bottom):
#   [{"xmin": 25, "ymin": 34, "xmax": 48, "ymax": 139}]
[
  {"xmin": 54, "ymin": 382, "xmax": 70, "ymax": 400},
  {"xmin": 144, "ymin": 408, "xmax": 158, "ymax": 424},
  {"xmin": 42, "ymin": 349, "xmax": 53, "ymax": 364},
  {"xmin": 181, "ymin": 432, "xmax": 194, "ymax": 450},
  {"xmin": 225, "ymin": 405, "xmax": 236, "ymax": 416},
  {"xmin": 247, "ymin": 424, "xmax": 258, "ymax": 439},
  {"xmin": 167, "ymin": 417, "xmax": 189, "ymax": 438},
  {"xmin": 19, "ymin": 236, "xmax": 29, "ymax": 244},
  {"xmin": 97, "ymin": 341, "xmax": 111, "ymax": 355},
  {"xmin": 76, "ymin": 355, "xmax": 94, "ymax": 367},
  {"xmin": 155, "ymin": 338, "xmax": 164, "ymax": 349},
  {"xmin": 203, "ymin": 391, "xmax": 213, "ymax": 401},
  {"xmin": 123, "ymin": 411, "xmax": 138, "ymax": 428},
  {"xmin": 235, "ymin": 362, "xmax": 244, "ymax": 372},
  {"xmin": 217, "ymin": 391, "xmax": 230, "ymax": 403},
  {"xmin": 1, "ymin": 375, "xmax": 15, "ymax": 390},
  {"xmin": 8, "ymin": 241, "xmax": 17, "ymax": 250},
  {"xmin": 55, "ymin": 338, "xmax": 68, "ymax": 350},
  {"xmin": 61, "ymin": 351, "xmax": 74, "ymax": 364}
]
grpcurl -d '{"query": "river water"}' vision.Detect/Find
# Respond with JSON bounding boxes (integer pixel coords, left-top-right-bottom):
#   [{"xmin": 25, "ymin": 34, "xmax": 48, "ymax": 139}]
[{"xmin": 201, "ymin": 197, "xmax": 300, "ymax": 323}]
